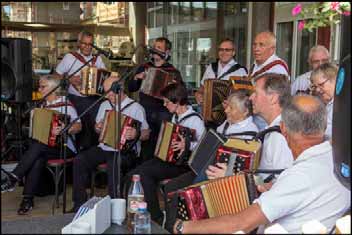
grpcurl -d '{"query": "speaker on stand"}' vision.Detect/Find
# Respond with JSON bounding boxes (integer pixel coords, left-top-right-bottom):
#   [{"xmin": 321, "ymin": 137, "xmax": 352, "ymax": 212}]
[{"xmin": 1, "ymin": 38, "xmax": 33, "ymax": 163}]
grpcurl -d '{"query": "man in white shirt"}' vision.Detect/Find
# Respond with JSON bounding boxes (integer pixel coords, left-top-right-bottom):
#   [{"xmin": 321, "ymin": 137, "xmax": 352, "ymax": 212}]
[
  {"xmin": 194, "ymin": 38, "xmax": 248, "ymax": 112},
  {"xmin": 71, "ymin": 75, "xmax": 150, "ymax": 212},
  {"xmin": 1, "ymin": 74, "xmax": 82, "ymax": 215},
  {"xmin": 56, "ymin": 30, "xmax": 106, "ymax": 150},
  {"xmin": 249, "ymin": 31, "xmax": 290, "ymax": 131},
  {"xmin": 173, "ymin": 95, "xmax": 350, "ymax": 234},
  {"xmin": 310, "ymin": 62, "xmax": 338, "ymax": 140},
  {"xmin": 291, "ymin": 45, "xmax": 330, "ymax": 95}
]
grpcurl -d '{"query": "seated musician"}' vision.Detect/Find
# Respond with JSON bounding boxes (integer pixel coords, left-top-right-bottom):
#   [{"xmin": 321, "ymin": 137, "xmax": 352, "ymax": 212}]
[
  {"xmin": 309, "ymin": 62, "xmax": 338, "ymax": 140},
  {"xmin": 173, "ymin": 95, "xmax": 351, "ymax": 234},
  {"xmin": 70, "ymin": 75, "xmax": 150, "ymax": 212},
  {"xmin": 195, "ymin": 38, "xmax": 247, "ymax": 106},
  {"xmin": 128, "ymin": 37, "xmax": 184, "ymax": 163},
  {"xmin": 163, "ymin": 89, "xmax": 258, "ymax": 232},
  {"xmin": 124, "ymin": 83, "xmax": 206, "ymax": 225},
  {"xmin": 1, "ymin": 74, "xmax": 82, "ymax": 215},
  {"xmin": 207, "ymin": 73, "xmax": 294, "ymax": 181}
]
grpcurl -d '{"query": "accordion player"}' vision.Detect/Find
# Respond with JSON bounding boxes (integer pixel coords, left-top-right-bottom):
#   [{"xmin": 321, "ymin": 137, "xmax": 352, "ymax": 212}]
[
  {"xmin": 29, "ymin": 108, "xmax": 70, "ymax": 147},
  {"xmin": 78, "ymin": 67, "xmax": 112, "ymax": 96},
  {"xmin": 176, "ymin": 173, "xmax": 258, "ymax": 221},
  {"xmin": 140, "ymin": 67, "xmax": 178, "ymax": 99},
  {"xmin": 155, "ymin": 121, "xmax": 196, "ymax": 164},
  {"xmin": 99, "ymin": 110, "xmax": 141, "ymax": 153}
]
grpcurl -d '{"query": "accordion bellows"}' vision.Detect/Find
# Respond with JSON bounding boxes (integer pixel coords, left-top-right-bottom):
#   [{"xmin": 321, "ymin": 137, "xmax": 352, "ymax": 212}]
[
  {"xmin": 177, "ymin": 173, "xmax": 258, "ymax": 221},
  {"xmin": 203, "ymin": 79, "xmax": 231, "ymax": 125},
  {"xmin": 99, "ymin": 110, "xmax": 141, "ymax": 151},
  {"xmin": 29, "ymin": 108, "xmax": 68, "ymax": 147},
  {"xmin": 79, "ymin": 67, "xmax": 111, "ymax": 96},
  {"xmin": 155, "ymin": 121, "xmax": 195, "ymax": 163}
]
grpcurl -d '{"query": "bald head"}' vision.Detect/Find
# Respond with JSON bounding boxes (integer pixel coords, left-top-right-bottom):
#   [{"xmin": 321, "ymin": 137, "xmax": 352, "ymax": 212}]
[
  {"xmin": 253, "ymin": 31, "xmax": 277, "ymax": 65},
  {"xmin": 282, "ymin": 95, "xmax": 327, "ymax": 136}
]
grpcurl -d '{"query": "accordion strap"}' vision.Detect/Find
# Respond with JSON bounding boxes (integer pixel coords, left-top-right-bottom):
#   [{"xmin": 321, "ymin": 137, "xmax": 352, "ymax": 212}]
[
  {"xmin": 211, "ymin": 60, "xmax": 248, "ymax": 80},
  {"xmin": 109, "ymin": 100, "xmax": 136, "ymax": 113},
  {"xmin": 44, "ymin": 101, "xmax": 74, "ymax": 109},
  {"xmin": 176, "ymin": 112, "xmax": 203, "ymax": 125},
  {"xmin": 250, "ymin": 60, "xmax": 289, "ymax": 79},
  {"xmin": 70, "ymin": 51, "xmax": 97, "ymax": 67}
]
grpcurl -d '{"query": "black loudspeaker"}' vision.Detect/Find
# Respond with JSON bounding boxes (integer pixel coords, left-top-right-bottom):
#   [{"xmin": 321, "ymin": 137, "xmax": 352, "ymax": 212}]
[
  {"xmin": 1, "ymin": 38, "xmax": 32, "ymax": 103},
  {"xmin": 332, "ymin": 15, "xmax": 350, "ymax": 190}
]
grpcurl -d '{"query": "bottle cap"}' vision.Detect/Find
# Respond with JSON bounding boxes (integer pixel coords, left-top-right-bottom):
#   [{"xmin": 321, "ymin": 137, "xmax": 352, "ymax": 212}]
[{"xmin": 132, "ymin": 174, "xmax": 140, "ymax": 181}]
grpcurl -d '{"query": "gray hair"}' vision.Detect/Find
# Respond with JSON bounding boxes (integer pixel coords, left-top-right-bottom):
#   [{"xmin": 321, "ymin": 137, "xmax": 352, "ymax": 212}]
[
  {"xmin": 310, "ymin": 62, "xmax": 338, "ymax": 83},
  {"xmin": 282, "ymin": 95, "xmax": 327, "ymax": 135},
  {"xmin": 308, "ymin": 45, "xmax": 330, "ymax": 63},
  {"xmin": 77, "ymin": 30, "xmax": 94, "ymax": 43},
  {"xmin": 227, "ymin": 89, "xmax": 252, "ymax": 116},
  {"xmin": 253, "ymin": 73, "xmax": 292, "ymax": 108},
  {"xmin": 39, "ymin": 74, "xmax": 62, "ymax": 95}
]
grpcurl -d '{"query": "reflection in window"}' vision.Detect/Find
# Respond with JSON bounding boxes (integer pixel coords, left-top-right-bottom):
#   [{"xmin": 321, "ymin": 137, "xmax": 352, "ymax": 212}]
[
  {"xmin": 205, "ymin": 2, "xmax": 217, "ymax": 20},
  {"xmin": 193, "ymin": 2, "xmax": 205, "ymax": 22},
  {"xmin": 179, "ymin": 2, "xmax": 191, "ymax": 23},
  {"xmin": 296, "ymin": 28, "xmax": 316, "ymax": 76},
  {"xmin": 276, "ymin": 22, "xmax": 293, "ymax": 72}
]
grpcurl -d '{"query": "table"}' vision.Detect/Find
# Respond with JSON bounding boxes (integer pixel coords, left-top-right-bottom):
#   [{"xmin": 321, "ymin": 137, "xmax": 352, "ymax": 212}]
[{"xmin": 1, "ymin": 213, "xmax": 169, "ymax": 234}]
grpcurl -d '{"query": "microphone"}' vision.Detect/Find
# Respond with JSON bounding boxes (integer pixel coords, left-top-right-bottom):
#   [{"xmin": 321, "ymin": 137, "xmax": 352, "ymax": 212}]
[{"xmin": 92, "ymin": 44, "xmax": 113, "ymax": 58}]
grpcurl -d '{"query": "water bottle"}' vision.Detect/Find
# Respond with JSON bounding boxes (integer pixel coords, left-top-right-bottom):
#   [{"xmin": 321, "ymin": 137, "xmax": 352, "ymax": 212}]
[
  {"xmin": 127, "ymin": 174, "xmax": 144, "ymax": 231},
  {"xmin": 134, "ymin": 202, "xmax": 151, "ymax": 234}
]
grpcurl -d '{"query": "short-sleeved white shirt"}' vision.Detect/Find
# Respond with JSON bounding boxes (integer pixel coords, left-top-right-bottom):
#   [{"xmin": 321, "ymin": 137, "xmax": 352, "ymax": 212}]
[
  {"xmin": 55, "ymin": 49, "xmax": 106, "ymax": 97},
  {"xmin": 41, "ymin": 96, "xmax": 81, "ymax": 153},
  {"xmin": 171, "ymin": 106, "xmax": 206, "ymax": 151},
  {"xmin": 291, "ymin": 71, "xmax": 312, "ymax": 95},
  {"xmin": 325, "ymin": 99, "xmax": 334, "ymax": 140},
  {"xmin": 251, "ymin": 54, "xmax": 290, "ymax": 80},
  {"xmin": 258, "ymin": 115, "xmax": 293, "ymax": 177},
  {"xmin": 255, "ymin": 141, "xmax": 351, "ymax": 233},
  {"xmin": 96, "ymin": 96, "xmax": 149, "ymax": 154},
  {"xmin": 201, "ymin": 59, "xmax": 248, "ymax": 85},
  {"xmin": 217, "ymin": 116, "xmax": 258, "ymax": 139}
]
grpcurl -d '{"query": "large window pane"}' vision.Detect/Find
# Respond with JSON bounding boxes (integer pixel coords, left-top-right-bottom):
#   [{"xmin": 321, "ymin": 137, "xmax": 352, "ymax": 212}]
[
  {"xmin": 296, "ymin": 28, "xmax": 316, "ymax": 76},
  {"xmin": 276, "ymin": 22, "xmax": 293, "ymax": 71}
]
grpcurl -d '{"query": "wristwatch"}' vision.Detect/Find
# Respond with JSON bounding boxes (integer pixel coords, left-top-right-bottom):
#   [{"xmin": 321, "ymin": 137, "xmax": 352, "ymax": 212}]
[{"xmin": 175, "ymin": 220, "xmax": 184, "ymax": 234}]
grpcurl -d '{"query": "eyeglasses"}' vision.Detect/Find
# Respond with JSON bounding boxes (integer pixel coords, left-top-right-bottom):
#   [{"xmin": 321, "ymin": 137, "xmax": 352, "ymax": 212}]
[
  {"xmin": 218, "ymin": 48, "xmax": 234, "ymax": 52},
  {"xmin": 80, "ymin": 41, "xmax": 93, "ymax": 47},
  {"xmin": 311, "ymin": 78, "xmax": 329, "ymax": 90},
  {"xmin": 311, "ymin": 59, "xmax": 329, "ymax": 66}
]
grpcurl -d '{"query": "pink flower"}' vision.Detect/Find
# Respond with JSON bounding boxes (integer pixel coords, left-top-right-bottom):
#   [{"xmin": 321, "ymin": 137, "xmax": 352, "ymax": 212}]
[
  {"xmin": 298, "ymin": 20, "xmax": 305, "ymax": 31},
  {"xmin": 330, "ymin": 2, "xmax": 340, "ymax": 11},
  {"xmin": 342, "ymin": 11, "xmax": 351, "ymax": 16},
  {"xmin": 292, "ymin": 4, "xmax": 302, "ymax": 16}
]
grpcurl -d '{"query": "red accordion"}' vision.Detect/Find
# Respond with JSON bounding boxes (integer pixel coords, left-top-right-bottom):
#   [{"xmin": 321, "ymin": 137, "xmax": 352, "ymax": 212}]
[
  {"xmin": 29, "ymin": 108, "xmax": 70, "ymax": 147},
  {"xmin": 99, "ymin": 110, "xmax": 141, "ymax": 152},
  {"xmin": 176, "ymin": 173, "xmax": 258, "ymax": 221},
  {"xmin": 155, "ymin": 121, "xmax": 195, "ymax": 163}
]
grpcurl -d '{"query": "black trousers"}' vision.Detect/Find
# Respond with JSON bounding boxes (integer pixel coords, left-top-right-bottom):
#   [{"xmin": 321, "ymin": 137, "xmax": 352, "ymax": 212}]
[
  {"xmin": 68, "ymin": 94, "xmax": 102, "ymax": 150},
  {"xmin": 72, "ymin": 146, "xmax": 134, "ymax": 209},
  {"xmin": 12, "ymin": 141, "xmax": 74, "ymax": 197},
  {"xmin": 123, "ymin": 158, "xmax": 190, "ymax": 221},
  {"xmin": 164, "ymin": 171, "xmax": 196, "ymax": 232},
  {"xmin": 140, "ymin": 107, "xmax": 172, "ymax": 162}
]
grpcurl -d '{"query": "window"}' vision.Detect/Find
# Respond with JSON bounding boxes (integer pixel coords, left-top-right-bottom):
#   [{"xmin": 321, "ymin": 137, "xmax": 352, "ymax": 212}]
[
  {"xmin": 296, "ymin": 27, "xmax": 316, "ymax": 75},
  {"xmin": 276, "ymin": 22, "xmax": 293, "ymax": 73}
]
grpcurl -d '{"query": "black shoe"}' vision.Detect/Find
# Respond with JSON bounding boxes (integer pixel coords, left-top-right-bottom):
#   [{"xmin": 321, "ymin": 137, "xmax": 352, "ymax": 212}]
[
  {"xmin": 1, "ymin": 173, "xmax": 17, "ymax": 193},
  {"xmin": 17, "ymin": 197, "xmax": 34, "ymax": 215}
]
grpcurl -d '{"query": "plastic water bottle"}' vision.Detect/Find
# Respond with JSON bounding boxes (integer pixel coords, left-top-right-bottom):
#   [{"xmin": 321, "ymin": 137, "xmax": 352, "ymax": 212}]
[
  {"xmin": 134, "ymin": 202, "xmax": 151, "ymax": 234},
  {"xmin": 127, "ymin": 174, "xmax": 144, "ymax": 231}
]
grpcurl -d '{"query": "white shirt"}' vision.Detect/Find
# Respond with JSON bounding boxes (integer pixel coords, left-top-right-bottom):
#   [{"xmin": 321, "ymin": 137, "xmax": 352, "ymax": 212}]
[
  {"xmin": 42, "ymin": 96, "xmax": 81, "ymax": 153},
  {"xmin": 325, "ymin": 99, "xmax": 334, "ymax": 140},
  {"xmin": 96, "ymin": 97, "xmax": 149, "ymax": 154},
  {"xmin": 259, "ymin": 115, "xmax": 293, "ymax": 176},
  {"xmin": 291, "ymin": 71, "xmax": 312, "ymax": 95},
  {"xmin": 55, "ymin": 49, "xmax": 106, "ymax": 97},
  {"xmin": 256, "ymin": 141, "xmax": 351, "ymax": 233},
  {"xmin": 171, "ymin": 106, "xmax": 206, "ymax": 151},
  {"xmin": 201, "ymin": 59, "xmax": 248, "ymax": 85},
  {"xmin": 251, "ymin": 54, "xmax": 290, "ymax": 81},
  {"xmin": 217, "ymin": 116, "xmax": 258, "ymax": 139}
]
